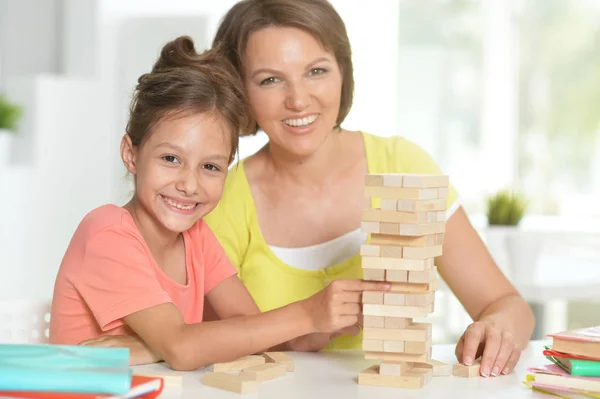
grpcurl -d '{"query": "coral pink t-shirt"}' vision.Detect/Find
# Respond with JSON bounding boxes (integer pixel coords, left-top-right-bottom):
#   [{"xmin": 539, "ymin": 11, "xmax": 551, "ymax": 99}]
[{"xmin": 49, "ymin": 204, "xmax": 238, "ymax": 345}]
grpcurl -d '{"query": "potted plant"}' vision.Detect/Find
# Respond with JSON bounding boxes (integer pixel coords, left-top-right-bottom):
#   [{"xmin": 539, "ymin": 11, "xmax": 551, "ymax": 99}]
[
  {"xmin": 486, "ymin": 189, "xmax": 528, "ymax": 227},
  {"xmin": 0, "ymin": 93, "xmax": 23, "ymax": 165}
]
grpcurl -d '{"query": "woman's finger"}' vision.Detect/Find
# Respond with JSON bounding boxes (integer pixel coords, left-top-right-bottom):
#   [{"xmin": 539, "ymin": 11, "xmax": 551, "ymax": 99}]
[
  {"xmin": 461, "ymin": 323, "xmax": 484, "ymax": 366},
  {"xmin": 479, "ymin": 328, "xmax": 501, "ymax": 377},
  {"xmin": 490, "ymin": 331, "xmax": 515, "ymax": 376},
  {"xmin": 501, "ymin": 347, "xmax": 523, "ymax": 375}
]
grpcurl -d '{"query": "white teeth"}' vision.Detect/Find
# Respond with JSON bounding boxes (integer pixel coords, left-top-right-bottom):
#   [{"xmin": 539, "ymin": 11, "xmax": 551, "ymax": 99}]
[
  {"xmin": 283, "ymin": 114, "xmax": 318, "ymax": 127},
  {"xmin": 162, "ymin": 196, "xmax": 197, "ymax": 210}
]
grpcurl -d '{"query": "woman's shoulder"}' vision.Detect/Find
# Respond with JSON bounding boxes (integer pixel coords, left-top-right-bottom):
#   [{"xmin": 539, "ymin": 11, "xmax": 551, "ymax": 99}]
[{"xmin": 361, "ymin": 131, "xmax": 436, "ymax": 173}]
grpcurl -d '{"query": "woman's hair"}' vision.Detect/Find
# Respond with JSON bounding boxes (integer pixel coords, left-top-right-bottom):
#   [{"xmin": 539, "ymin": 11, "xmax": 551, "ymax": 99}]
[
  {"xmin": 125, "ymin": 36, "xmax": 249, "ymax": 163},
  {"xmin": 213, "ymin": 0, "xmax": 354, "ymax": 135}
]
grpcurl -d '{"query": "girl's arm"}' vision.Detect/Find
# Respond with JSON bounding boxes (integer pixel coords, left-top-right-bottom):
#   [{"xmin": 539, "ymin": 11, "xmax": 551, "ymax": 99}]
[
  {"xmin": 122, "ymin": 278, "xmax": 388, "ymax": 371},
  {"xmin": 437, "ymin": 206, "xmax": 535, "ymax": 377}
]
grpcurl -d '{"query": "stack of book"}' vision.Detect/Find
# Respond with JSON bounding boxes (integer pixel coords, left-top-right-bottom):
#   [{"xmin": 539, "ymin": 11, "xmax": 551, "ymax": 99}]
[
  {"xmin": 0, "ymin": 343, "xmax": 163, "ymax": 399},
  {"xmin": 525, "ymin": 326, "xmax": 600, "ymax": 399}
]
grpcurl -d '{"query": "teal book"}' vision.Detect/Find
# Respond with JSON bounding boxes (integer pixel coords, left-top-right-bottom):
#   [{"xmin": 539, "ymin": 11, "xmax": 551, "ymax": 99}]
[
  {"xmin": 544, "ymin": 345, "xmax": 600, "ymax": 377},
  {"xmin": 0, "ymin": 344, "xmax": 132, "ymax": 394}
]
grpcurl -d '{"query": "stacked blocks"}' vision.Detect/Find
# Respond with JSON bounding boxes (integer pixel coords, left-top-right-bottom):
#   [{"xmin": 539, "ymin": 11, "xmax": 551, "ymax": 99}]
[{"xmin": 358, "ymin": 173, "xmax": 450, "ymax": 389}]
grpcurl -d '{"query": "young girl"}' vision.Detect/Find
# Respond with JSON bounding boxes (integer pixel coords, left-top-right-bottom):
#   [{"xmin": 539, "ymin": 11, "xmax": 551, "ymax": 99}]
[{"xmin": 49, "ymin": 36, "xmax": 390, "ymax": 371}]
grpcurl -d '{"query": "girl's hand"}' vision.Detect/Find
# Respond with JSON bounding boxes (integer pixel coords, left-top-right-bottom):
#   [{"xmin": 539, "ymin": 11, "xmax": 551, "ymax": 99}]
[
  {"xmin": 288, "ymin": 325, "xmax": 361, "ymax": 352},
  {"xmin": 300, "ymin": 279, "xmax": 390, "ymax": 333},
  {"xmin": 455, "ymin": 320, "xmax": 523, "ymax": 377},
  {"xmin": 80, "ymin": 334, "xmax": 161, "ymax": 366}
]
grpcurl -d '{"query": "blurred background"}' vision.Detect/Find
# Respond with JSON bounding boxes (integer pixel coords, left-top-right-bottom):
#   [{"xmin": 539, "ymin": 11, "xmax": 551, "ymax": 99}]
[{"xmin": 1, "ymin": 0, "xmax": 599, "ymax": 344}]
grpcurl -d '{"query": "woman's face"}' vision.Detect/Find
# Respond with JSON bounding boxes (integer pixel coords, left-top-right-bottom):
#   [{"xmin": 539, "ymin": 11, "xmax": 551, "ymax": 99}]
[{"xmin": 242, "ymin": 26, "xmax": 343, "ymax": 158}]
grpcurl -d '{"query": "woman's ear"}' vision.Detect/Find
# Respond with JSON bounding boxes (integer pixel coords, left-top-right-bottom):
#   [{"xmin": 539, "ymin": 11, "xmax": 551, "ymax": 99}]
[{"xmin": 120, "ymin": 134, "xmax": 137, "ymax": 175}]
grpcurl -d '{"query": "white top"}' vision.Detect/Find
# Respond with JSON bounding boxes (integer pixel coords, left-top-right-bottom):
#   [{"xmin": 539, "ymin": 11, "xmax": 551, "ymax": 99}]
[
  {"xmin": 269, "ymin": 202, "xmax": 461, "ymax": 270},
  {"xmin": 132, "ymin": 340, "xmax": 549, "ymax": 398}
]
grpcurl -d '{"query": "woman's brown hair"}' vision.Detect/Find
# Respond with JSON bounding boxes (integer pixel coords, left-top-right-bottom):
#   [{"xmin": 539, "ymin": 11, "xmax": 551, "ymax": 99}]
[
  {"xmin": 126, "ymin": 36, "xmax": 249, "ymax": 163},
  {"xmin": 213, "ymin": 0, "xmax": 354, "ymax": 135}
]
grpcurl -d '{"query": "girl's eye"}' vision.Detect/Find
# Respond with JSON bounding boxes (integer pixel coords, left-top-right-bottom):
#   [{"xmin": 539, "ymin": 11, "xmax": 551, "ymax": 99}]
[
  {"xmin": 203, "ymin": 164, "xmax": 220, "ymax": 172},
  {"xmin": 308, "ymin": 67, "xmax": 327, "ymax": 76},
  {"xmin": 260, "ymin": 76, "xmax": 279, "ymax": 85},
  {"xmin": 163, "ymin": 155, "xmax": 179, "ymax": 164}
]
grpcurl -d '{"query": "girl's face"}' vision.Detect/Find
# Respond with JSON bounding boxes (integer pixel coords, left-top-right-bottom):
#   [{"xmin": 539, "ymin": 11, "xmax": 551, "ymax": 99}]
[
  {"xmin": 121, "ymin": 112, "xmax": 231, "ymax": 234},
  {"xmin": 243, "ymin": 26, "xmax": 343, "ymax": 158}
]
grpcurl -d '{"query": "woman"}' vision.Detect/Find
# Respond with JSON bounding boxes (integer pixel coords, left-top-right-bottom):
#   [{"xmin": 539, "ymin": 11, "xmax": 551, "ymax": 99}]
[{"xmin": 204, "ymin": 0, "xmax": 535, "ymax": 377}]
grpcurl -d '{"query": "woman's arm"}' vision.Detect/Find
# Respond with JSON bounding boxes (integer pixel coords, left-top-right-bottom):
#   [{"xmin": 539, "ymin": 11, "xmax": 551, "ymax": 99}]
[{"xmin": 437, "ymin": 206, "xmax": 535, "ymax": 376}]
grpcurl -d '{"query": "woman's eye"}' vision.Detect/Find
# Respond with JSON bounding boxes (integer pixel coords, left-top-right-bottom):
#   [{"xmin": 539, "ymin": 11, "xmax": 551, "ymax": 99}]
[
  {"xmin": 203, "ymin": 164, "xmax": 220, "ymax": 172},
  {"xmin": 163, "ymin": 155, "xmax": 179, "ymax": 164},
  {"xmin": 260, "ymin": 76, "xmax": 279, "ymax": 85},
  {"xmin": 308, "ymin": 68, "xmax": 327, "ymax": 76}
]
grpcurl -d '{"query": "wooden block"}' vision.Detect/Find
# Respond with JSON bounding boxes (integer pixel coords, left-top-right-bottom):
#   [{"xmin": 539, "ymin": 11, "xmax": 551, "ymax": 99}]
[
  {"xmin": 362, "ymin": 291, "xmax": 384, "ymax": 304},
  {"xmin": 384, "ymin": 317, "xmax": 411, "ymax": 329},
  {"xmin": 401, "ymin": 174, "xmax": 449, "ymax": 188},
  {"xmin": 363, "ymin": 304, "xmax": 428, "ymax": 318},
  {"xmin": 360, "ymin": 244, "xmax": 380, "ymax": 257},
  {"xmin": 380, "ymin": 245, "xmax": 403, "ymax": 258},
  {"xmin": 404, "ymin": 292, "xmax": 435, "ymax": 307},
  {"xmin": 399, "ymin": 222, "xmax": 446, "ymax": 236},
  {"xmin": 380, "ymin": 198, "xmax": 447, "ymax": 213},
  {"xmin": 370, "ymin": 233, "xmax": 437, "ymax": 247},
  {"xmin": 383, "ymin": 293, "xmax": 405, "ymax": 306},
  {"xmin": 385, "ymin": 269, "xmax": 408, "ymax": 282},
  {"xmin": 408, "ymin": 266, "xmax": 438, "ymax": 284},
  {"xmin": 363, "ymin": 315, "xmax": 385, "ymax": 328},
  {"xmin": 413, "ymin": 359, "xmax": 452, "ymax": 377},
  {"xmin": 452, "ymin": 360, "xmax": 481, "ymax": 377},
  {"xmin": 365, "ymin": 174, "xmax": 384, "ymax": 187},
  {"xmin": 133, "ymin": 371, "xmax": 183, "ymax": 387},
  {"xmin": 362, "ymin": 208, "xmax": 432, "ymax": 224},
  {"xmin": 404, "ymin": 338, "xmax": 432, "ymax": 354},
  {"xmin": 428, "ymin": 300, "xmax": 435, "ymax": 313},
  {"xmin": 383, "ymin": 340, "xmax": 405, "ymax": 353},
  {"xmin": 387, "ymin": 281, "xmax": 436, "ymax": 294},
  {"xmin": 361, "ymin": 221, "xmax": 380, "ymax": 234},
  {"xmin": 379, "ymin": 362, "xmax": 414, "ymax": 376},
  {"xmin": 202, "ymin": 372, "xmax": 259, "ymax": 394},
  {"xmin": 427, "ymin": 212, "xmax": 438, "ymax": 222},
  {"xmin": 402, "ymin": 245, "xmax": 443, "ymax": 260},
  {"xmin": 362, "ymin": 256, "xmax": 433, "ymax": 272},
  {"xmin": 363, "ymin": 339, "xmax": 384, "ymax": 351},
  {"xmin": 364, "ymin": 323, "xmax": 431, "ymax": 342},
  {"xmin": 239, "ymin": 363, "xmax": 287, "ymax": 382},
  {"xmin": 358, "ymin": 365, "xmax": 432, "ymax": 389},
  {"xmin": 363, "ymin": 268, "xmax": 385, "ymax": 281},
  {"xmin": 212, "ymin": 355, "xmax": 265, "ymax": 372},
  {"xmin": 438, "ymin": 187, "xmax": 449, "ymax": 199},
  {"xmin": 437, "ymin": 211, "xmax": 446, "ymax": 222},
  {"xmin": 365, "ymin": 349, "xmax": 431, "ymax": 363},
  {"xmin": 262, "ymin": 352, "xmax": 294, "ymax": 372},
  {"xmin": 365, "ymin": 186, "xmax": 439, "ymax": 200}
]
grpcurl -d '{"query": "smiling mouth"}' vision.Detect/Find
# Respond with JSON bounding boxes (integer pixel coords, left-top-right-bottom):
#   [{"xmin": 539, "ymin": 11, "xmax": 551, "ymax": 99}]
[
  {"xmin": 283, "ymin": 114, "xmax": 319, "ymax": 127},
  {"xmin": 160, "ymin": 195, "xmax": 199, "ymax": 211}
]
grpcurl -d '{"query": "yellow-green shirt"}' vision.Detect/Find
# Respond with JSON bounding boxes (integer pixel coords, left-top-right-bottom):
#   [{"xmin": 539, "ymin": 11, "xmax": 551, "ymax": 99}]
[{"xmin": 204, "ymin": 132, "xmax": 458, "ymax": 349}]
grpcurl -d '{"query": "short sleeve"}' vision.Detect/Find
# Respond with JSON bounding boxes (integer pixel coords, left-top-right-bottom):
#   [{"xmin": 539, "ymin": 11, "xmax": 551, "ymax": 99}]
[
  {"xmin": 197, "ymin": 221, "xmax": 239, "ymax": 294},
  {"xmin": 74, "ymin": 227, "xmax": 172, "ymax": 331},
  {"xmin": 204, "ymin": 163, "xmax": 251, "ymax": 270}
]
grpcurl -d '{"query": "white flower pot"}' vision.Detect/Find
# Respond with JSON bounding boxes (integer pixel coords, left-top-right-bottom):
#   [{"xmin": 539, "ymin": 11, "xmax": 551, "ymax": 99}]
[{"xmin": 0, "ymin": 129, "xmax": 14, "ymax": 165}]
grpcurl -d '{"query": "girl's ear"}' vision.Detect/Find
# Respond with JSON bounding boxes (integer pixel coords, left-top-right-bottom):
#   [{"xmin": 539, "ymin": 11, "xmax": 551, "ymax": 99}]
[{"xmin": 120, "ymin": 134, "xmax": 137, "ymax": 175}]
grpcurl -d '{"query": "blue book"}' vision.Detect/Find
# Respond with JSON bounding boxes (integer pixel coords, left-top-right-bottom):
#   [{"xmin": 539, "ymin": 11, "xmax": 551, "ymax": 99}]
[{"xmin": 0, "ymin": 344, "xmax": 132, "ymax": 394}]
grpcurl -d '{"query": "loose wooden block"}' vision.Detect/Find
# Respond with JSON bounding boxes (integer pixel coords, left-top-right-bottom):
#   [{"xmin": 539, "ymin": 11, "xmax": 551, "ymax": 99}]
[
  {"xmin": 365, "ymin": 186, "xmax": 440, "ymax": 200},
  {"xmin": 381, "ymin": 198, "xmax": 447, "ymax": 213},
  {"xmin": 358, "ymin": 365, "xmax": 432, "ymax": 389},
  {"xmin": 133, "ymin": 371, "xmax": 183, "ymax": 387},
  {"xmin": 384, "ymin": 317, "xmax": 411, "ymax": 329},
  {"xmin": 452, "ymin": 360, "xmax": 481, "ymax": 377},
  {"xmin": 362, "ymin": 256, "xmax": 433, "ymax": 272},
  {"xmin": 363, "ymin": 339, "xmax": 384, "ymax": 351},
  {"xmin": 363, "ymin": 268, "xmax": 385, "ymax": 281},
  {"xmin": 363, "ymin": 323, "xmax": 431, "ymax": 342},
  {"xmin": 202, "ymin": 372, "xmax": 259, "ymax": 394},
  {"xmin": 362, "ymin": 208, "xmax": 433, "ymax": 224},
  {"xmin": 370, "ymin": 233, "xmax": 438, "ymax": 247},
  {"xmin": 413, "ymin": 359, "xmax": 452, "ymax": 376},
  {"xmin": 363, "ymin": 315, "xmax": 385, "ymax": 328},
  {"xmin": 383, "ymin": 340, "xmax": 405, "ymax": 353},
  {"xmin": 212, "ymin": 355, "xmax": 266, "ymax": 372},
  {"xmin": 383, "ymin": 292, "xmax": 405, "ymax": 306},
  {"xmin": 262, "ymin": 352, "xmax": 294, "ymax": 372},
  {"xmin": 385, "ymin": 269, "xmax": 408, "ymax": 282},
  {"xmin": 239, "ymin": 363, "xmax": 287, "ymax": 382},
  {"xmin": 402, "ymin": 174, "xmax": 449, "ymax": 188},
  {"xmin": 365, "ymin": 349, "xmax": 431, "ymax": 363},
  {"xmin": 408, "ymin": 266, "xmax": 438, "ymax": 284},
  {"xmin": 402, "ymin": 245, "xmax": 443, "ymax": 260},
  {"xmin": 363, "ymin": 304, "xmax": 428, "ymax": 318},
  {"xmin": 360, "ymin": 244, "xmax": 381, "ymax": 257},
  {"xmin": 362, "ymin": 291, "xmax": 384, "ymax": 304},
  {"xmin": 387, "ymin": 281, "xmax": 436, "ymax": 294},
  {"xmin": 379, "ymin": 362, "xmax": 414, "ymax": 376}
]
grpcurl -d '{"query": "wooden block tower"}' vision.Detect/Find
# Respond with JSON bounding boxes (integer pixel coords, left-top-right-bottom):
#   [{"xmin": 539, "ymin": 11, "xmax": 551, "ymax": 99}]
[{"xmin": 357, "ymin": 173, "xmax": 449, "ymax": 389}]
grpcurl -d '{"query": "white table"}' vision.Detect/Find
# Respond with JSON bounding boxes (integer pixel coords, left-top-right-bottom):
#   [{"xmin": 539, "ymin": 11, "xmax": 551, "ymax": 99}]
[{"xmin": 133, "ymin": 340, "xmax": 553, "ymax": 398}]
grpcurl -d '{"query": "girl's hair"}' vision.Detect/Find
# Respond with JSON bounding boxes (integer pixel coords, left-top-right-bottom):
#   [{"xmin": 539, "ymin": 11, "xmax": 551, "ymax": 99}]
[
  {"xmin": 213, "ymin": 0, "xmax": 354, "ymax": 135},
  {"xmin": 125, "ymin": 36, "xmax": 249, "ymax": 163}
]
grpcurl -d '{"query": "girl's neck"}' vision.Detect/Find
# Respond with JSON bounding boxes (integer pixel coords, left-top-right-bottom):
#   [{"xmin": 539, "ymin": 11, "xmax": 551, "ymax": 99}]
[{"xmin": 124, "ymin": 197, "xmax": 180, "ymax": 253}]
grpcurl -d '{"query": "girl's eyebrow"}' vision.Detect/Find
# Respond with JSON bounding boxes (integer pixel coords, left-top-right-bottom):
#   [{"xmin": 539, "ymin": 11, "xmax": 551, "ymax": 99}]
[{"xmin": 155, "ymin": 142, "xmax": 184, "ymax": 151}]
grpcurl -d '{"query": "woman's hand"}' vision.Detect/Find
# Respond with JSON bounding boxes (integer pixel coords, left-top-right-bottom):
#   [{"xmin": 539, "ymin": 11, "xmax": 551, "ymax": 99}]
[
  {"xmin": 79, "ymin": 334, "xmax": 161, "ymax": 366},
  {"xmin": 300, "ymin": 279, "xmax": 390, "ymax": 333},
  {"xmin": 455, "ymin": 320, "xmax": 523, "ymax": 377}
]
